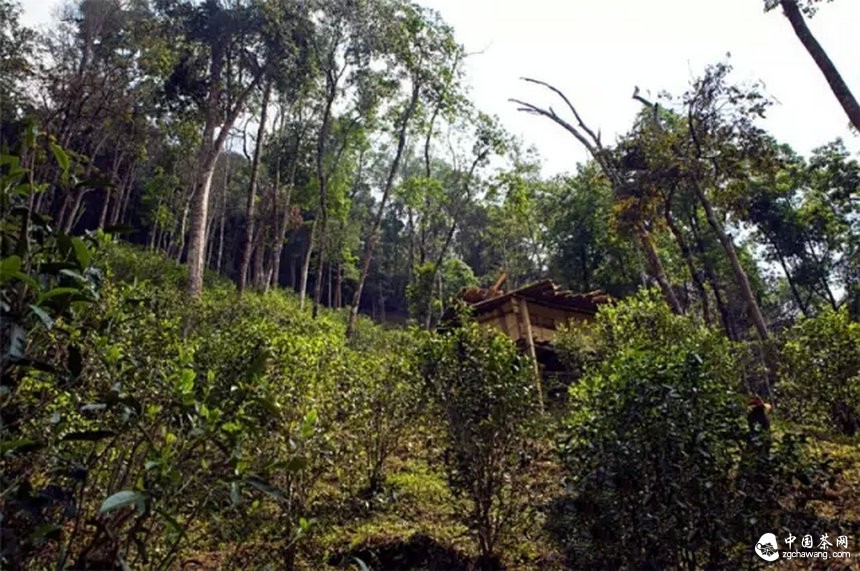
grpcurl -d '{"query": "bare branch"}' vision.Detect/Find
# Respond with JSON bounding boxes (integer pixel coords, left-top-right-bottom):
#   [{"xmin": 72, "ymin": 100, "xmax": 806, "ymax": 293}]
[{"xmin": 521, "ymin": 77, "xmax": 602, "ymax": 148}]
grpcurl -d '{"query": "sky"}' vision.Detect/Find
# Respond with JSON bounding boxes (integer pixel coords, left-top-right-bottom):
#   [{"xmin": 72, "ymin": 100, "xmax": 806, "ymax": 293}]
[{"xmin": 19, "ymin": 0, "xmax": 860, "ymax": 175}]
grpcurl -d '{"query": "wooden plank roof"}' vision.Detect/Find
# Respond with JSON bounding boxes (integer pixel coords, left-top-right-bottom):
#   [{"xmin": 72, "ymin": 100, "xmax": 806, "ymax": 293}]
[{"xmin": 466, "ymin": 279, "xmax": 610, "ymax": 315}]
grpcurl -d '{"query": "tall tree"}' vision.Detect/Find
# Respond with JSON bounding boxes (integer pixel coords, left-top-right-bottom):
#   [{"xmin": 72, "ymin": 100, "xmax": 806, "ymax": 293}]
[
  {"xmin": 765, "ymin": 0, "xmax": 860, "ymax": 131},
  {"xmin": 512, "ymin": 79, "xmax": 685, "ymax": 315},
  {"xmin": 346, "ymin": 2, "xmax": 460, "ymax": 337},
  {"xmin": 236, "ymin": 80, "xmax": 272, "ymax": 295}
]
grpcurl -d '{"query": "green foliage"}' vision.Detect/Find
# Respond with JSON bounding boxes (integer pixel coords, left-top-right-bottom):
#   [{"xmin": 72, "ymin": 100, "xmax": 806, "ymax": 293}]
[
  {"xmin": 551, "ymin": 290, "xmax": 823, "ymax": 569},
  {"xmin": 406, "ymin": 258, "xmax": 476, "ymax": 326},
  {"xmin": 779, "ymin": 307, "xmax": 860, "ymax": 435},
  {"xmin": 419, "ymin": 322, "xmax": 539, "ymax": 564}
]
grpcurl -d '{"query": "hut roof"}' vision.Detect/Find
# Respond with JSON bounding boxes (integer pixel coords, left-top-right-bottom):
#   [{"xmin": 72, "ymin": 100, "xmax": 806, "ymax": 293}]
[{"xmin": 467, "ymin": 279, "xmax": 610, "ymax": 315}]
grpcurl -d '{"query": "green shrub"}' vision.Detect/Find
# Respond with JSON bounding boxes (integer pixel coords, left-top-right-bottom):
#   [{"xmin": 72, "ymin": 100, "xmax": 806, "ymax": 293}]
[
  {"xmin": 551, "ymin": 289, "xmax": 821, "ymax": 569},
  {"xmin": 420, "ymin": 321, "xmax": 539, "ymax": 567},
  {"xmin": 779, "ymin": 307, "xmax": 860, "ymax": 435}
]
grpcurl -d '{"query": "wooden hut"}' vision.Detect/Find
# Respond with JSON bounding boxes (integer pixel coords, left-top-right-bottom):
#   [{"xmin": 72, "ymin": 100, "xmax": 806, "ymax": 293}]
[{"xmin": 457, "ymin": 278, "xmax": 610, "ymax": 409}]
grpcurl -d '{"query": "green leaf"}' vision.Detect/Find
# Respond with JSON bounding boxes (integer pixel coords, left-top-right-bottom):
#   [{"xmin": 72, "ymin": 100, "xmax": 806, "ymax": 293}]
[
  {"xmin": 99, "ymin": 490, "xmax": 145, "ymax": 514},
  {"xmin": 300, "ymin": 410, "xmax": 318, "ymax": 439},
  {"xmin": 33, "ymin": 523, "xmax": 62, "ymax": 540},
  {"xmin": 0, "ymin": 438, "xmax": 43, "ymax": 456},
  {"xmin": 50, "ymin": 142, "xmax": 70, "ymax": 172},
  {"xmin": 176, "ymin": 368, "xmax": 195, "ymax": 395},
  {"xmin": 30, "ymin": 305, "xmax": 54, "ymax": 330},
  {"xmin": 0, "ymin": 154, "xmax": 21, "ymax": 168},
  {"xmin": 12, "ymin": 271, "xmax": 38, "ymax": 289},
  {"xmin": 0, "ymin": 256, "xmax": 22, "ymax": 284},
  {"xmin": 70, "ymin": 237, "xmax": 91, "ymax": 269},
  {"xmin": 37, "ymin": 287, "xmax": 81, "ymax": 302}
]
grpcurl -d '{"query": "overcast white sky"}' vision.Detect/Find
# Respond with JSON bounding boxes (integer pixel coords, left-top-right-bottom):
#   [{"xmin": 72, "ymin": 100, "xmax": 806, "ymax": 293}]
[{"xmin": 20, "ymin": 0, "xmax": 860, "ymax": 174}]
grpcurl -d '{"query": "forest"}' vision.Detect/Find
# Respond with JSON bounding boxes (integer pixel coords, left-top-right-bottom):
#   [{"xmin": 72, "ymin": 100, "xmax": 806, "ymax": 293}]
[{"xmin": 1, "ymin": 0, "xmax": 858, "ymax": 569}]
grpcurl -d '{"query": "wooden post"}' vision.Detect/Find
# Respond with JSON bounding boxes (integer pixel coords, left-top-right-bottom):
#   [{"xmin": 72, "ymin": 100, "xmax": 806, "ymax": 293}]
[{"xmin": 516, "ymin": 297, "xmax": 544, "ymax": 412}]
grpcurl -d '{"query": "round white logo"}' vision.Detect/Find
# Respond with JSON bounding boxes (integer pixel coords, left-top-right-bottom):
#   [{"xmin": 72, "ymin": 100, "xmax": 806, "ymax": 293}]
[{"xmin": 755, "ymin": 533, "xmax": 780, "ymax": 562}]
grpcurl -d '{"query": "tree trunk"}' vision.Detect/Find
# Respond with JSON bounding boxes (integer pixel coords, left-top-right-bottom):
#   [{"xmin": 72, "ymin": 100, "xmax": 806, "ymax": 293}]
[
  {"xmin": 217, "ymin": 164, "xmax": 229, "ymax": 275},
  {"xmin": 252, "ymin": 225, "xmax": 266, "ymax": 288},
  {"xmin": 174, "ymin": 189, "xmax": 193, "ymax": 264},
  {"xmin": 299, "ymin": 219, "xmax": 317, "ymax": 310},
  {"xmin": 767, "ymin": 232, "xmax": 809, "ymax": 317},
  {"xmin": 327, "ymin": 262, "xmax": 333, "ymax": 308},
  {"xmin": 691, "ymin": 183, "xmax": 769, "ymax": 342},
  {"xmin": 311, "ymin": 71, "xmax": 339, "ymax": 318},
  {"xmin": 186, "ymin": 51, "xmax": 262, "ymax": 297},
  {"xmin": 117, "ymin": 163, "xmax": 137, "ymax": 226},
  {"xmin": 335, "ymin": 263, "xmax": 342, "ymax": 308},
  {"xmin": 237, "ymin": 81, "xmax": 272, "ymax": 295},
  {"xmin": 690, "ymin": 212, "xmax": 737, "ymax": 340},
  {"xmin": 779, "ymin": 0, "xmax": 860, "ymax": 131},
  {"xmin": 271, "ymin": 181, "xmax": 294, "ymax": 291},
  {"xmin": 636, "ymin": 224, "xmax": 684, "ymax": 315},
  {"xmin": 347, "ymin": 82, "xmax": 421, "ymax": 337},
  {"xmin": 664, "ymin": 190, "xmax": 711, "ymax": 324}
]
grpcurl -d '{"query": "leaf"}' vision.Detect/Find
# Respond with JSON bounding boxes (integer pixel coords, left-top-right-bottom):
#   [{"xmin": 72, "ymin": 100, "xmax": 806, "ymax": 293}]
[
  {"xmin": 176, "ymin": 368, "xmax": 195, "ymax": 395},
  {"xmin": 0, "ymin": 255, "xmax": 22, "ymax": 284},
  {"xmin": 8, "ymin": 323, "xmax": 26, "ymax": 359},
  {"xmin": 300, "ymin": 410, "xmax": 318, "ymax": 439},
  {"xmin": 0, "ymin": 154, "xmax": 21, "ymax": 168},
  {"xmin": 70, "ymin": 237, "xmax": 91, "ymax": 269},
  {"xmin": 80, "ymin": 403, "xmax": 108, "ymax": 413},
  {"xmin": 37, "ymin": 287, "xmax": 81, "ymax": 303},
  {"xmin": 0, "ymin": 438, "xmax": 44, "ymax": 456},
  {"xmin": 352, "ymin": 557, "xmax": 371, "ymax": 571},
  {"xmin": 99, "ymin": 491, "xmax": 145, "ymax": 514},
  {"xmin": 33, "ymin": 523, "xmax": 62, "ymax": 540},
  {"xmin": 245, "ymin": 476, "xmax": 285, "ymax": 502},
  {"xmin": 62, "ymin": 430, "xmax": 115, "ymax": 441},
  {"xmin": 12, "ymin": 271, "xmax": 38, "ymax": 289},
  {"xmin": 50, "ymin": 142, "xmax": 70, "ymax": 172},
  {"xmin": 30, "ymin": 305, "xmax": 54, "ymax": 330}
]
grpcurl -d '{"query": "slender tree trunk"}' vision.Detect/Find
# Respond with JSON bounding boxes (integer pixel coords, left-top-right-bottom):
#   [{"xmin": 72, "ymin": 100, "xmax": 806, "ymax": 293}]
[
  {"xmin": 187, "ymin": 54, "xmax": 262, "ymax": 297},
  {"xmin": 636, "ymin": 224, "xmax": 684, "ymax": 315},
  {"xmin": 664, "ymin": 191, "xmax": 711, "ymax": 324},
  {"xmin": 767, "ymin": 233, "xmax": 809, "ymax": 317},
  {"xmin": 779, "ymin": 0, "xmax": 860, "ymax": 131},
  {"xmin": 217, "ymin": 165, "xmax": 229, "ymax": 275},
  {"xmin": 175, "ymin": 189, "xmax": 194, "ymax": 263},
  {"xmin": 98, "ymin": 185, "xmax": 111, "ymax": 229},
  {"xmin": 423, "ymin": 151, "xmax": 486, "ymax": 328},
  {"xmin": 335, "ymin": 263, "xmax": 342, "ymax": 308},
  {"xmin": 252, "ymin": 225, "xmax": 265, "ymax": 288},
  {"xmin": 347, "ymin": 83, "xmax": 421, "ymax": 337},
  {"xmin": 117, "ymin": 163, "xmax": 137, "ymax": 225},
  {"xmin": 237, "ymin": 81, "xmax": 272, "ymax": 295},
  {"xmin": 690, "ymin": 212, "xmax": 737, "ymax": 340},
  {"xmin": 692, "ymin": 183, "xmax": 769, "ymax": 341},
  {"xmin": 271, "ymin": 176, "xmax": 294, "ymax": 290},
  {"xmin": 312, "ymin": 71, "xmax": 339, "ymax": 318},
  {"xmin": 299, "ymin": 219, "xmax": 317, "ymax": 310},
  {"xmin": 327, "ymin": 262, "xmax": 333, "ymax": 308}
]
